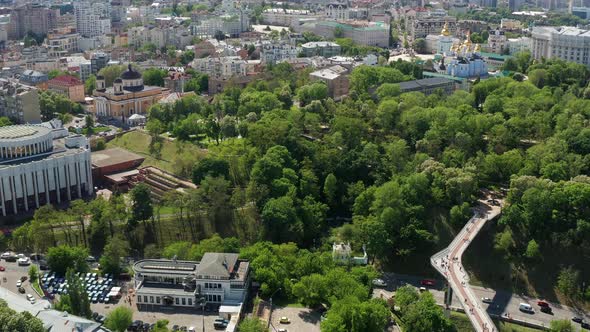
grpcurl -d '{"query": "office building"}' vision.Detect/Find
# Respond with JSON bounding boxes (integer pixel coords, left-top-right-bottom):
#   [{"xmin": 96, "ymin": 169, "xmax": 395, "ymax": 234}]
[
  {"xmin": 190, "ymin": 57, "xmax": 248, "ymax": 78},
  {"xmin": 91, "ymin": 52, "xmax": 110, "ymax": 74},
  {"xmin": 507, "ymin": 37, "xmax": 532, "ymax": 54},
  {"xmin": 260, "ymin": 40, "xmax": 300, "ymax": 64},
  {"xmin": 0, "ymin": 124, "xmax": 93, "ymax": 216},
  {"xmin": 485, "ymin": 29, "xmax": 507, "ymax": 54},
  {"xmin": 262, "ymin": 8, "xmax": 318, "ymax": 26},
  {"xmin": 314, "ymin": 20, "xmax": 389, "ymax": 47},
  {"xmin": 531, "ymin": 26, "xmax": 590, "ymax": 65},
  {"xmin": 0, "ymin": 80, "xmax": 41, "ymax": 124},
  {"xmin": 46, "ymin": 30, "xmax": 80, "ymax": 57},
  {"xmin": 132, "ymin": 253, "xmax": 250, "ymax": 308}
]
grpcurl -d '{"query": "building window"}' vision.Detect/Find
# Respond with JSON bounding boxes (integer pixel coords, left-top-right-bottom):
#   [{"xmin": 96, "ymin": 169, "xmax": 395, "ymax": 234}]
[
  {"xmin": 188, "ymin": 298, "xmax": 192, "ymax": 306},
  {"xmin": 150, "ymin": 296, "xmax": 154, "ymax": 303},
  {"xmin": 144, "ymin": 296, "xmax": 148, "ymax": 303},
  {"xmin": 137, "ymin": 296, "xmax": 141, "ymax": 303},
  {"xmin": 182, "ymin": 298, "xmax": 186, "ymax": 305},
  {"xmin": 156, "ymin": 297, "xmax": 161, "ymax": 304},
  {"xmin": 175, "ymin": 298, "xmax": 179, "ymax": 305}
]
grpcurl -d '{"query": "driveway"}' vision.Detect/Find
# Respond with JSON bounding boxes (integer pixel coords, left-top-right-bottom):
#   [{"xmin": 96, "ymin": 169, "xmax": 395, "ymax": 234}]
[
  {"xmin": 269, "ymin": 307, "xmax": 321, "ymax": 332},
  {"xmin": 0, "ymin": 259, "xmax": 43, "ymax": 302}
]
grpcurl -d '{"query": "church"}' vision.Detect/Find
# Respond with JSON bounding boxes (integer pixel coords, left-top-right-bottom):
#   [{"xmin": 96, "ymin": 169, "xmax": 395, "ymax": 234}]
[
  {"xmin": 93, "ymin": 64, "xmax": 168, "ymax": 119},
  {"xmin": 444, "ymin": 31, "xmax": 488, "ymax": 78}
]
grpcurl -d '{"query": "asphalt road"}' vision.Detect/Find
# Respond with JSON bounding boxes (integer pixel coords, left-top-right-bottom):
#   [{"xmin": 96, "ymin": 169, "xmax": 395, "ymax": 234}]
[
  {"xmin": 0, "ymin": 259, "xmax": 44, "ymax": 302},
  {"xmin": 373, "ymin": 272, "xmax": 590, "ymax": 331}
]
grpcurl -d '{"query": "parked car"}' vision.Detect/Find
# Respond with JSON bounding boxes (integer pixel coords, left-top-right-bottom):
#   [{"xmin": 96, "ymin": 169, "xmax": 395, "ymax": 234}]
[
  {"xmin": 420, "ymin": 279, "xmax": 435, "ymax": 287},
  {"xmin": 0, "ymin": 266, "xmax": 5, "ymax": 271},
  {"xmin": 572, "ymin": 317, "xmax": 584, "ymax": 323},
  {"xmin": 18, "ymin": 287, "xmax": 25, "ymax": 294},
  {"xmin": 16, "ymin": 280, "xmax": 22, "ymax": 288},
  {"xmin": 17, "ymin": 257, "xmax": 30, "ymax": 266},
  {"xmin": 419, "ymin": 287, "xmax": 427, "ymax": 292},
  {"xmin": 279, "ymin": 317, "xmax": 290, "ymax": 324},
  {"xmin": 519, "ymin": 303, "xmax": 534, "ymax": 314},
  {"xmin": 372, "ymin": 278, "xmax": 387, "ymax": 287},
  {"xmin": 582, "ymin": 322, "xmax": 590, "ymax": 330},
  {"xmin": 537, "ymin": 300, "xmax": 549, "ymax": 307},
  {"xmin": 481, "ymin": 297, "xmax": 493, "ymax": 304},
  {"xmin": 540, "ymin": 306, "xmax": 552, "ymax": 314}
]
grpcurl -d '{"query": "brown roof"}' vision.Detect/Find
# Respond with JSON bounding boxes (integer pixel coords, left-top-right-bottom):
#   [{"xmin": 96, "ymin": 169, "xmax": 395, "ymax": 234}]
[{"xmin": 47, "ymin": 75, "xmax": 83, "ymax": 87}]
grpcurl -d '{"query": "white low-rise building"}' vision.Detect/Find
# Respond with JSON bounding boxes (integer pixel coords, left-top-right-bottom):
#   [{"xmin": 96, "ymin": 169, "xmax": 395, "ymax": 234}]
[
  {"xmin": 0, "ymin": 124, "xmax": 93, "ymax": 216},
  {"xmin": 133, "ymin": 253, "xmax": 250, "ymax": 309}
]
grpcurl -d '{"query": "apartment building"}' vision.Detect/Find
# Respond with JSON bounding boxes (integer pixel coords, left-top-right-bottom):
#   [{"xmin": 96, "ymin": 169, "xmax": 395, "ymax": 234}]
[
  {"xmin": 260, "ymin": 40, "xmax": 300, "ymax": 64},
  {"xmin": 190, "ymin": 57, "xmax": 248, "ymax": 78},
  {"xmin": 485, "ymin": 29, "xmax": 506, "ymax": 54},
  {"xmin": 0, "ymin": 80, "xmax": 41, "ymax": 124},
  {"xmin": 47, "ymin": 75, "xmax": 85, "ymax": 103},
  {"xmin": 302, "ymin": 41, "xmax": 342, "ymax": 57},
  {"xmin": 310, "ymin": 65, "xmax": 349, "ymax": 100},
  {"xmin": 74, "ymin": 0, "xmax": 112, "ymax": 38},
  {"xmin": 262, "ymin": 8, "xmax": 318, "ymax": 26},
  {"xmin": 46, "ymin": 30, "xmax": 80, "ymax": 57},
  {"xmin": 8, "ymin": 3, "xmax": 59, "ymax": 40},
  {"xmin": 410, "ymin": 16, "xmax": 457, "ymax": 39}
]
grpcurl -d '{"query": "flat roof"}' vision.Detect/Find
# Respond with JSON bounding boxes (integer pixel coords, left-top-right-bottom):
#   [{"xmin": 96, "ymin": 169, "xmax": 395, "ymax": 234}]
[
  {"xmin": 0, "ymin": 125, "xmax": 51, "ymax": 142},
  {"xmin": 137, "ymin": 283, "xmax": 194, "ymax": 296},
  {"xmin": 133, "ymin": 259, "xmax": 198, "ymax": 275},
  {"xmin": 398, "ymin": 77, "xmax": 454, "ymax": 90},
  {"xmin": 91, "ymin": 147, "xmax": 144, "ymax": 168}
]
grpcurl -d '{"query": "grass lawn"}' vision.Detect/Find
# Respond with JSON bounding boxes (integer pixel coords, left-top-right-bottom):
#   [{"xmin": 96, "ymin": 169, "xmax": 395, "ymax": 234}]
[
  {"xmin": 450, "ymin": 312, "xmax": 541, "ymax": 332},
  {"xmin": 106, "ymin": 131, "xmax": 205, "ymax": 175},
  {"xmin": 273, "ymin": 297, "xmax": 305, "ymax": 308},
  {"xmin": 32, "ymin": 278, "xmax": 43, "ymax": 296}
]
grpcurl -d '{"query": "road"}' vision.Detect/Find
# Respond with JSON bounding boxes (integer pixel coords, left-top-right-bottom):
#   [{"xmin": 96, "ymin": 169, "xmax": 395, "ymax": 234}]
[{"xmin": 374, "ymin": 273, "xmax": 590, "ymax": 331}]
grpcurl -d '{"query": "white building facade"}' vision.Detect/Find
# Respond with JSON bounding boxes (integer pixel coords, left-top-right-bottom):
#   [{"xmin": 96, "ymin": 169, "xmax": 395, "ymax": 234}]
[
  {"xmin": 74, "ymin": 1, "xmax": 112, "ymax": 38},
  {"xmin": 0, "ymin": 125, "xmax": 93, "ymax": 216},
  {"xmin": 531, "ymin": 26, "xmax": 590, "ymax": 65}
]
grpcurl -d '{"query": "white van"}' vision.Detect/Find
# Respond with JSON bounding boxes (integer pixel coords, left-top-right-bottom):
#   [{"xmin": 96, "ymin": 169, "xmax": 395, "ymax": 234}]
[{"xmin": 519, "ymin": 303, "xmax": 534, "ymax": 313}]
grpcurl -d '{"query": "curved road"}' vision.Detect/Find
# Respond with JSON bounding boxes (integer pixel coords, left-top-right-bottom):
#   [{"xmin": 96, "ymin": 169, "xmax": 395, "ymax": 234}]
[{"xmin": 431, "ymin": 197, "xmax": 502, "ymax": 332}]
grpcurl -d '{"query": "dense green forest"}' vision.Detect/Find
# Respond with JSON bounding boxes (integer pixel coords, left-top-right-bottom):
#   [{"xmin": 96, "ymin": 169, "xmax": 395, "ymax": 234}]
[{"xmin": 6, "ymin": 57, "xmax": 590, "ymax": 331}]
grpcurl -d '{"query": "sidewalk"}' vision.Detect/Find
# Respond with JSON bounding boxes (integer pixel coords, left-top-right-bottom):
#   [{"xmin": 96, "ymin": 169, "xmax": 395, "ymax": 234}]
[{"xmin": 431, "ymin": 198, "xmax": 502, "ymax": 332}]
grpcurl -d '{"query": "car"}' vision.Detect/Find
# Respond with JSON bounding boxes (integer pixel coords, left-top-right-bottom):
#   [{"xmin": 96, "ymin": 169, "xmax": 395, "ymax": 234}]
[
  {"xmin": 180, "ymin": 327, "xmax": 187, "ymax": 332},
  {"xmin": 18, "ymin": 287, "xmax": 25, "ymax": 294},
  {"xmin": 278, "ymin": 329, "xmax": 288, "ymax": 332},
  {"xmin": 172, "ymin": 325, "xmax": 179, "ymax": 331},
  {"xmin": 97, "ymin": 315, "xmax": 105, "ymax": 324},
  {"xmin": 420, "ymin": 279, "xmax": 435, "ymax": 287},
  {"xmin": 540, "ymin": 306, "xmax": 553, "ymax": 314},
  {"xmin": 419, "ymin": 286, "xmax": 427, "ymax": 292},
  {"xmin": 17, "ymin": 257, "xmax": 30, "ymax": 266},
  {"xmin": 0, "ymin": 266, "xmax": 5, "ymax": 271},
  {"xmin": 573, "ymin": 317, "xmax": 584, "ymax": 323},
  {"xmin": 92, "ymin": 312, "xmax": 99, "ymax": 320},
  {"xmin": 482, "ymin": 297, "xmax": 493, "ymax": 304},
  {"xmin": 537, "ymin": 300, "xmax": 549, "ymax": 307},
  {"xmin": 0, "ymin": 252, "xmax": 12, "ymax": 259},
  {"xmin": 16, "ymin": 280, "xmax": 22, "ymax": 288},
  {"xmin": 372, "ymin": 278, "xmax": 387, "ymax": 287},
  {"xmin": 142, "ymin": 322, "xmax": 151, "ymax": 331},
  {"xmin": 582, "ymin": 322, "xmax": 590, "ymax": 330},
  {"xmin": 20, "ymin": 276, "xmax": 28, "ymax": 282},
  {"xmin": 26, "ymin": 294, "xmax": 34, "ymax": 301},
  {"xmin": 519, "ymin": 303, "xmax": 534, "ymax": 314},
  {"xmin": 279, "ymin": 317, "xmax": 290, "ymax": 324},
  {"xmin": 188, "ymin": 327, "xmax": 195, "ymax": 332}
]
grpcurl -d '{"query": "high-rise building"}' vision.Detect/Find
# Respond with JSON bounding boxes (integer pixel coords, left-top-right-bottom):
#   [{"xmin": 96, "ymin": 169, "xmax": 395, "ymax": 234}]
[
  {"xmin": 74, "ymin": 1, "xmax": 111, "ymax": 38},
  {"xmin": 8, "ymin": 4, "xmax": 59, "ymax": 40},
  {"xmin": 0, "ymin": 124, "xmax": 93, "ymax": 216}
]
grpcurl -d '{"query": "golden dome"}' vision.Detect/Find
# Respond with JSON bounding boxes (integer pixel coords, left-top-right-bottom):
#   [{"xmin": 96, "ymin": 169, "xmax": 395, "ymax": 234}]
[
  {"xmin": 441, "ymin": 21, "xmax": 450, "ymax": 37},
  {"xmin": 474, "ymin": 44, "xmax": 481, "ymax": 52},
  {"xmin": 465, "ymin": 30, "xmax": 472, "ymax": 45}
]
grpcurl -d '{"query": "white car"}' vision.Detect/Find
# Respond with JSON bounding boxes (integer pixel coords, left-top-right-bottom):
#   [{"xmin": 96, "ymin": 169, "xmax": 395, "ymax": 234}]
[
  {"xmin": 1, "ymin": 252, "xmax": 12, "ymax": 259},
  {"xmin": 17, "ymin": 257, "xmax": 30, "ymax": 266},
  {"xmin": 482, "ymin": 297, "xmax": 493, "ymax": 304},
  {"xmin": 26, "ymin": 294, "xmax": 35, "ymax": 303},
  {"xmin": 372, "ymin": 278, "xmax": 387, "ymax": 287},
  {"xmin": 16, "ymin": 280, "xmax": 22, "ymax": 288}
]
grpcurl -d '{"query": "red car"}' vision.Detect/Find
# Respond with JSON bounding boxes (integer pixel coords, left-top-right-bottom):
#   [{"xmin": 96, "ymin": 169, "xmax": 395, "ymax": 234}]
[
  {"xmin": 537, "ymin": 300, "xmax": 549, "ymax": 307},
  {"xmin": 421, "ymin": 279, "xmax": 435, "ymax": 287},
  {"xmin": 0, "ymin": 266, "xmax": 5, "ymax": 271}
]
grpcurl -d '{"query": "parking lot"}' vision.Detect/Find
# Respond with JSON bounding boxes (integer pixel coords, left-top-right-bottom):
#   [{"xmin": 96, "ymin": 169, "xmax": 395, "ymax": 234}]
[
  {"xmin": 269, "ymin": 307, "xmax": 321, "ymax": 332},
  {"xmin": 0, "ymin": 257, "xmax": 43, "ymax": 303}
]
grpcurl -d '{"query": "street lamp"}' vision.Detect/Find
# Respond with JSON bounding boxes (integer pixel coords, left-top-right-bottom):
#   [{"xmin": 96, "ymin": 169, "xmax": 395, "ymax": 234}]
[
  {"xmin": 267, "ymin": 288, "xmax": 282, "ymax": 328},
  {"xmin": 197, "ymin": 296, "xmax": 206, "ymax": 332}
]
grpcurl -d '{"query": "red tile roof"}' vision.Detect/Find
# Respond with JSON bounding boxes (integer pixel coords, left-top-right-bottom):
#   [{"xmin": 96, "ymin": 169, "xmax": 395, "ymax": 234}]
[{"xmin": 48, "ymin": 75, "xmax": 83, "ymax": 87}]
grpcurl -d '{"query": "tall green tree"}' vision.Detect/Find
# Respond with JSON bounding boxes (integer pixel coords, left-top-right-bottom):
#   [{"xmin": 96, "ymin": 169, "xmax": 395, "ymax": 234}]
[
  {"xmin": 129, "ymin": 183, "xmax": 153, "ymax": 227},
  {"xmin": 105, "ymin": 306, "xmax": 133, "ymax": 332}
]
